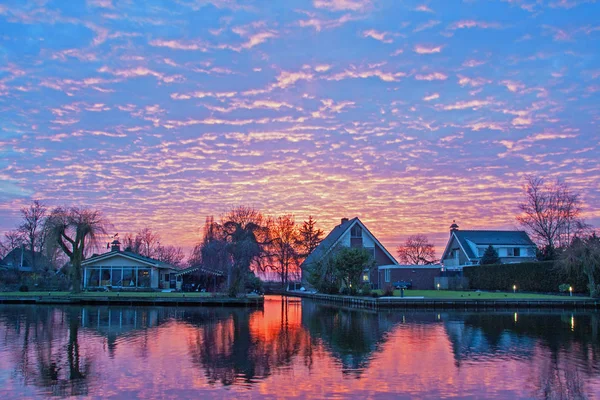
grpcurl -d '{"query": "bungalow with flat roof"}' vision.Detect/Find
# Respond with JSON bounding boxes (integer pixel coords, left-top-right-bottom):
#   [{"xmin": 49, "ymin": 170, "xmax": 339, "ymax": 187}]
[
  {"xmin": 441, "ymin": 221, "xmax": 537, "ymax": 269},
  {"xmin": 300, "ymin": 217, "xmax": 399, "ymax": 289},
  {"xmin": 81, "ymin": 240, "xmax": 177, "ymax": 290}
]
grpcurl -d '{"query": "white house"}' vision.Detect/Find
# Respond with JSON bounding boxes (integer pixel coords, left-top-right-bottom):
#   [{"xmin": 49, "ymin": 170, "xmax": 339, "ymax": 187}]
[
  {"xmin": 81, "ymin": 240, "xmax": 176, "ymax": 290},
  {"xmin": 441, "ymin": 221, "xmax": 537, "ymax": 269}
]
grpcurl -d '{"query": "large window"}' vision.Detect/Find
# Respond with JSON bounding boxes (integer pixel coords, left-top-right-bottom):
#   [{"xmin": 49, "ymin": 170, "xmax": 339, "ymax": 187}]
[
  {"xmin": 87, "ymin": 268, "xmax": 100, "ymax": 287},
  {"xmin": 101, "ymin": 269, "xmax": 111, "ymax": 286},
  {"xmin": 123, "ymin": 268, "xmax": 136, "ymax": 287},
  {"xmin": 112, "ymin": 269, "xmax": 122, "ymax": 286},
  {"xmin": 385, "ymin": 269, "xmax": 390, "ymax": 283},
  {"xmin": 351, "ymin": 224, "xmax": 362, "ymax": 238},
  {"xmin": 138, "ymin": 268, "xmax": 151, "ymax": 288}
]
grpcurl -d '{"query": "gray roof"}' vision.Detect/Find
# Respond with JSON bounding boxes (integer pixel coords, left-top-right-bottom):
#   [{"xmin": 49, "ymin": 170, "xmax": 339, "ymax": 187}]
[
  {"xmin": 82, "ymin": 250, "xmax": 175, "ymax": 269},
  {"xmin": 451, "ymin": 230, "xmax": 536, "ymax": 259},
  {"xmin": 301, "ymin": 217, "xmax": 358, "ymax": 267},
  {"xmin": 300, "ymin": 217, "xmax": 399, "ymax": 268}
]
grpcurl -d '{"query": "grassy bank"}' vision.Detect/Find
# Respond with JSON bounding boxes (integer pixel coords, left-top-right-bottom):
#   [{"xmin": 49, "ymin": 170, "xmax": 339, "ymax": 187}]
[{"xmin": 372, "ymin": 290, "xmax": 589, "ymax": 300}]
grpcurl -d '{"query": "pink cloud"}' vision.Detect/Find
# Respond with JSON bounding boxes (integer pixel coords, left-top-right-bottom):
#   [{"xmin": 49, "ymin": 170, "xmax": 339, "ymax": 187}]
[
  {"xmin": 362, "ymin": 30, "xmax": 393, "ymax": 43},
  {"xmin": 414, "ymin": 4, "xmax": 434, "ymax": 12},
  {"xmin": 423, "ymin": 93, "xmax": 440, "ymax": 101},
  {"xmin": 415, "ymin": 72, "xmax": 448, "ymax": 81},
  {"xmin": 149, "ymin": 39, "xmax": 207, "ymax": 51},
  {"xmin": 327, "ymin": 69, "xmax": 406, "ymax": 82},
  {"xmin": 449, "ymin": 20, "xmax": 503, "ymax": 30},
  {"xmin": 313, "ymin": 0, "xmax": 371, "ymax": 12},
  {"xmin": 440, "ymin": 99, "xmax": 492, "ymax": 110},
  {"xmin": 414, "ymin": 44, "xmax": 443, "ymax": 54}
]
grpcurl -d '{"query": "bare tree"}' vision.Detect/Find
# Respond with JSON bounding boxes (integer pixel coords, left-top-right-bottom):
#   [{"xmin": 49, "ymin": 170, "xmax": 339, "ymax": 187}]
[
  {"xmin": 18, "ymin": 200, "xmax": 47, "ymax": 271},
  {"xmin": 397, "ymin": 234, "xmax": 437, "ymax": 265},
  {"xmin": 45, "ymin": 207, "xmax": 108, "ymax": 293},
  {"xmin": 155, "ymin": 245, "xmax": 185, "ymax": 267},
  {"xmin": 267, "ymin": 215, "xmax": 302, "ymax": 288},
  {"xmin": 136, "ymin": 228, "xmax": 160, "ymax": 258},
  {"xmin": 517, "ymin": 176, "xmax": 585, "ymax": 252},
  {"xmin": 0, "ymin": 230, "xmax": 25, "ymax": 264}
]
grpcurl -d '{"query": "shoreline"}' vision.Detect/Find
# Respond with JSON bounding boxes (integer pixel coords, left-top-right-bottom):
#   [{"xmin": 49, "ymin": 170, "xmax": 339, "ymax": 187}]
[
  {"xmin": 0, "ymin": 292, "xmax": 264, "ymax": 307},
  {"xmin": 284, "ymin": 291, "xmax": 599, "ymax": 310}
]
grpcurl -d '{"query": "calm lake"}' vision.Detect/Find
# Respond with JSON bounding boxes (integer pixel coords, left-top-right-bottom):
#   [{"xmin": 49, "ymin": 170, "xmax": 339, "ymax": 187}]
[{"xmin": 0, "ymin": 296, "xmax": 598, "ymax": 399}]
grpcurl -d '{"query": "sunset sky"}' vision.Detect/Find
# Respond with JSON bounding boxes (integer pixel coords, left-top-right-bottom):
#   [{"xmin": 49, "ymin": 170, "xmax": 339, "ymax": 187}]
[{"xmin": 0, "ymin": 0, "xmax": 599, "ymax": 256}]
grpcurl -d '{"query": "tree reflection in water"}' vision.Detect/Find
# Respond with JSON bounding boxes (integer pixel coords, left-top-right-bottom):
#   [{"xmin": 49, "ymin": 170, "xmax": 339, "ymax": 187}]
[{"xmin": 0, "ymin": 299, "xmax": 599, "ymax": 398}]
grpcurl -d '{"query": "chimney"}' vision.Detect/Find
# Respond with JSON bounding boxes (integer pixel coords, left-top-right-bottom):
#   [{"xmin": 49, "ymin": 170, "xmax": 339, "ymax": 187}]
[
  {"xmin": 341, "ymin": 217, "xmax": 349, "ymax": 225},
  {"xmin": 450, "ymin": 220, "xmax": 459, "ymax": 234},
  {"xmin": 110, "ymin": 239, "xmax": 121, "ymax": 252}
]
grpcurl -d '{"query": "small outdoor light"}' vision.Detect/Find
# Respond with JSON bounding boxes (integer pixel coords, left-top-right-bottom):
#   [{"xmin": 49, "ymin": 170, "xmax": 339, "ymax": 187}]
[
  {"xmin": 437, "ymin": 283, "xmax": 440, "ymax": 290},
  {"xmin": 569, "ymin": 286, "xmax": 573, "ymax": 297},
  {"xmin": 513, "ymin": 285, "xmax": 517, "ymax": 293}
]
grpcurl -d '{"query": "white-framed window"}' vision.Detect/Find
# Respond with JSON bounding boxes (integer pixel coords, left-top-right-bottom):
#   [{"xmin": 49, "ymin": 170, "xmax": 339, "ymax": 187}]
[
  {"xmin": 351, "ymin": 224, "xmax": 362, "ymax": 238},
  {"xmin": 385, "ymin": 269, "xmax": 390, "ymax": 283},
  {"xmin": 507, "ymin": 247, "xmax": 521, "ymax": 257}
]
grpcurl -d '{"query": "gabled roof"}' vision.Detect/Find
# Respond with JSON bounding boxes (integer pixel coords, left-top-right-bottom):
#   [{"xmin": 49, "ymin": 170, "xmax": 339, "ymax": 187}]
[
  {"xmin": 442, "ymin": 230, "xmax": 536, "ymax": 260},
  {"xmin": 82, "ymin": 250, "xmax": 175, "ymax": 269},
  {"xmin": 1, "ymin": 247, "xmax": 51, "ymax": 270},
  {"xmin": 301, "ymin": 217, "xmax": 398, "ymax": 267}
]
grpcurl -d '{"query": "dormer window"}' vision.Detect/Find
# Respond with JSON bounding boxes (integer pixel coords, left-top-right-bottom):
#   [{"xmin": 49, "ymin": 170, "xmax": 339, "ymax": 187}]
[{"xmin": 351, "ymin": 224, "xmax": 362, "ymax": 238}]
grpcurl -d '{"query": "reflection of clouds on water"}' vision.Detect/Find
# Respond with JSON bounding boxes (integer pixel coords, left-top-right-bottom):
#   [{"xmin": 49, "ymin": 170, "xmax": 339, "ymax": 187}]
[{"xmin": 0, "ymin": 299, "xmax": 599, "ymax": 398}]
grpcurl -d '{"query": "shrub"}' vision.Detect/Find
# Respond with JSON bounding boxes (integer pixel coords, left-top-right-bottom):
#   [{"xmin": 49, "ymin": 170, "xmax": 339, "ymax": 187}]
[
  {"xmin": 383, "ymin": 285, "xmax": 394, "ymax": 297},
  {"xmin": 558, "ymin": 283, "xmax": 571, "ymax": 293},
  {"xmin": 19, "ymin": 285, "xmax": 29, "ymax": 292},
  {"xmin": 371, "ymin": 291, "xmax": 379, "ymax": 298},
  {"xmin": 464, "ymin": 261, "xmax": 595, "ymax": 293}
]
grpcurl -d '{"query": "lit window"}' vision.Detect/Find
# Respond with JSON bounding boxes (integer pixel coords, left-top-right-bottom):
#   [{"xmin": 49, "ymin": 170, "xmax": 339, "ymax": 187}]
[{"xmin": 362, "ymin": 272, "xmax": 370, "ymax": 282}]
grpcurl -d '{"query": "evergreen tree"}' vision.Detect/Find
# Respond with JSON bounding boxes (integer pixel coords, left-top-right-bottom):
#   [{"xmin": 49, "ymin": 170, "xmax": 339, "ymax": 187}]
[{"xmin": 480, "ymin": 245, "xmax": 501, "ymax": 265}]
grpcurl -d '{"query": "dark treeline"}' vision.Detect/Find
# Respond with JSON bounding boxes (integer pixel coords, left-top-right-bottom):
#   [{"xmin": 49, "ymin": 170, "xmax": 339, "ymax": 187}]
[
  {"xmin": 188, "ymin": 206, "xmax": 324, "ymax": 296},
  {"xmin": 0, "ymin": 202, "xmax": 325, "ymax": 295}
]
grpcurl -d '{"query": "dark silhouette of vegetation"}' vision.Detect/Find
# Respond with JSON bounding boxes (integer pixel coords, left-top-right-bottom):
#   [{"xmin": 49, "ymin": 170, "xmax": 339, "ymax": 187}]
[
  {"xmin": 45, "ymin": 207, "xmax": 108, "ymax": 293},
  {"xmin": 397, "ymin": 234, "xmax": 437, "ymax": 265},
  {"xmin": 560, "ymin": 233, "xmax": 600, "ymax": 297},
  {"xmin": 517, "ymin": 176, "xmax": 588, "ymax": 258},
  {"xmin": 480, "ymin": 245, "xmax": 501, "ymax": 265}
]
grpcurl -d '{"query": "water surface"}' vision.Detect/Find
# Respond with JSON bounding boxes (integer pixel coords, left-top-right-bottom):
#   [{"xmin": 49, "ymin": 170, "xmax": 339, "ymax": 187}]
[{"xmin": 0, "ymin": 296, "xmax": 598, "ymax": 399}]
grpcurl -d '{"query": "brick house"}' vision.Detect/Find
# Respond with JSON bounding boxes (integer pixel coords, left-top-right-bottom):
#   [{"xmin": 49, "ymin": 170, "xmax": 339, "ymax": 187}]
[{"xmin": 300, "ymin": 217, "xmax": 399, "ymax": 289}]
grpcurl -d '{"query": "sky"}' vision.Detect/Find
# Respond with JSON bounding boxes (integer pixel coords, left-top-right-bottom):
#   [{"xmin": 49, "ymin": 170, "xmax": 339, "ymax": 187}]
[{"xmin": 0, "ymin": 0, "xmax": 599, "ymax": 257}]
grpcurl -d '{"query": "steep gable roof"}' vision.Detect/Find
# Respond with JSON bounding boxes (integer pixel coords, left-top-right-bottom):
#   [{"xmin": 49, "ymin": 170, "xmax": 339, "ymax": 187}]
[
  {"xmin": 82, "ymin": 250, "xmax": 175, "ymax": 269},
  {"xmin": 442, "ymin": 230, "xmax": 536, "ymax": 260},
  {"xmin": 1, "ymin": 248, "xmax": 51, "ymax": 270},
  {"xmin": 301, "ymin": 217, "xmax": 398, "ymax": 268}
]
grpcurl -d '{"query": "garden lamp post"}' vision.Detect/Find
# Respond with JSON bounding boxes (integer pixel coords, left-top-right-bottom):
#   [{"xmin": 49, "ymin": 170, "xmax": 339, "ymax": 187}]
[
  {"xmin": 569, "ymin": 286, "xmax": 573, "ymax": 297},
  {"xmin": 513, "ymin": 285, "xmax": 516, "ymax": 294}
]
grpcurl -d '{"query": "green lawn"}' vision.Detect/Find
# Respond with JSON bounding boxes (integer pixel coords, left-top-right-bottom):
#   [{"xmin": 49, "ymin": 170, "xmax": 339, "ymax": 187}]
[
  {"xmin": 373, "ymin": 289, "xmax": 588, "ymax": 300},
  {"xmin": 0, "ymin": 291, "xmax": 217, "ymax": 298}
]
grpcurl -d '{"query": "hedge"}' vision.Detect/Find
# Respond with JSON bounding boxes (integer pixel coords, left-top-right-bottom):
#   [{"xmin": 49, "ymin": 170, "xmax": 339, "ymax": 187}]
[{"xmin": 463, "ymin": 261, "xmax": 593, "ymax": 294}]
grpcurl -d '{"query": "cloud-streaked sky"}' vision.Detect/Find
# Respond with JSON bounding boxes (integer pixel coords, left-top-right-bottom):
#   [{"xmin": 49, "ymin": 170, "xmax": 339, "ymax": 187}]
[{"xmin": 1, "ymin": 0, "xmax": 599, "ymax": 255}]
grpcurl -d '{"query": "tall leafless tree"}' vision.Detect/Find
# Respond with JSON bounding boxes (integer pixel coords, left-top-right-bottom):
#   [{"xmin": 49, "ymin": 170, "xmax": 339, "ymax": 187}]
[
  {"xmin": 0, "ymin": 230, "xmax": 25, "ymax": 263},
  {"xmin": 155, "ymin": 244, "xmax": 185, "ymax": 267},
  {"xmin": 397, "ymin": 234, "xmax": 437, "ymax": 265},
  {"xmin": 18, "ymin": 200, "xmax": 47, "ymax": 271},
  {"xmin": 517, "ymin": 176, "xmax": 585, "ymax": 252},
  {"xmin": 45, "ymin": 207, "xmax": 108, "ymax": 293},
  {"xmin": 267, "ymin": 215, "xmax": 302, "ymax": 288}
]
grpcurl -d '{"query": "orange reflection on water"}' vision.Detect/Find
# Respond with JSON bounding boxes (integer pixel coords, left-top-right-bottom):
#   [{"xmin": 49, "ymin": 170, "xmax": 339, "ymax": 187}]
[{"xmin": 0, "ymin": 300, "xmax": 599, "ymax": 399}]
